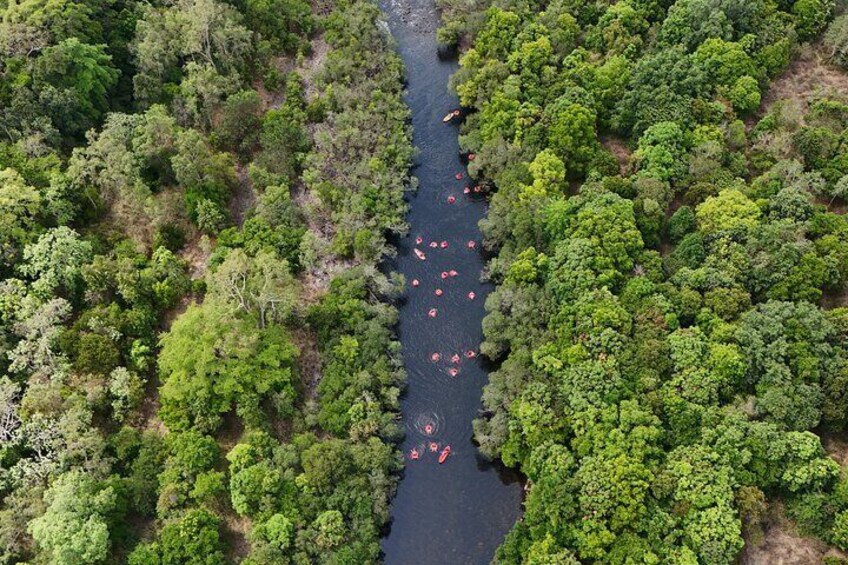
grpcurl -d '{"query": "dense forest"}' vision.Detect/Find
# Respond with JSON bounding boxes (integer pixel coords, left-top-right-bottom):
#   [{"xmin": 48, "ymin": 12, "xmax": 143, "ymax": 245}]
[
  {"xmin": 6, "ymin": 0, "xmax": 848, "ymax": 561},
  {"xmin": 433, "ymin": 0, "xmax": 848, "ymax": 562},
  {"xmin": 0, "ymin": 0, "xmax": 413, "ymax": 562}
]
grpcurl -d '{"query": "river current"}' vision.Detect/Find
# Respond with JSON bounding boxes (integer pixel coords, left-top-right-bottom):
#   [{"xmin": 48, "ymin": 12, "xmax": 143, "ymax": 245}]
[{"xmin": 379, "ymin": 0, "xmax": 523, "ymax": 563}]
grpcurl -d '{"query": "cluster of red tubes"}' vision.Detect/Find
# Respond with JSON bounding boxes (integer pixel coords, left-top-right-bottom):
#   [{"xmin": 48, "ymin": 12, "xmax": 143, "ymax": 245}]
[
  {"xmin": 407, "ymin": 114, "xmax": 484, "ymax": 464},
  {"xmin": 428, "ymin": 347, "xmax": 479, "ymax": 378}
]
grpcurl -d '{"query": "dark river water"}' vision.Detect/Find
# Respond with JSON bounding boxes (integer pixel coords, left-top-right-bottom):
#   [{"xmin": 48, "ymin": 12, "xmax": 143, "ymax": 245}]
[{"xmin": 379, "ymin": 0, "xmax": 524, "ymax": 563}]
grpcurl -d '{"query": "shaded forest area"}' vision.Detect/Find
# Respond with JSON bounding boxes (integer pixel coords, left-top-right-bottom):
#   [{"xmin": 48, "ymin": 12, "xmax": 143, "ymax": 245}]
[
  {"xmin": 0, "ymin": 0, "xmax": 414, "ymax": 562},
  {"xmin": 435, "ymin": 0, "xmax": 848, "ymax": 563}
]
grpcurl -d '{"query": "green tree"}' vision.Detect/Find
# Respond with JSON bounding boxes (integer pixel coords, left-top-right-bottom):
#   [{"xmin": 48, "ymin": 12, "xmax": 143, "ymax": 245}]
[
  {"xmin": 737, "ymin": 301, "xmax": 837, "ymax": 430},
  {"xmin": 133, "ymin": 0, "xmax": 252, "ymax": 104},
  {"xmin": 668, "ymin": 206, "xmax": 696, "ymax": 242},
  {"xmin": 546, "ymin": 101, "xmax": 599, "ymax": 176},
  {"xmin": 132, "ymin": 508, "xmax": 226, "ymax": 565},
  {"xmin": 0, "ymin": 168, "xmax": 41, "ymax": 268},
  {"xmin": 28, "ymin": 471, "xmax": 117, "ymax": 565},
  {"xmin": 252, "ymin": 513, "xmax": 294, "ymax": 554},
  {"xmin": 158, "ymin": 300, "xmax": 298, "ymax": 431},
  {"xmin": 20, "ymin": 226, "xmax": 92, "ymax": 298},
  {"xmin": 33, "ymin": 38, "xmax": 120, "ymax": 137},
  {"xmin": 216, "ymin": 89, "xmax": 262, "ymax": 156},
  {"xmin": 793, "ymin": 0, "xmax": 835, "ymax": 40},
  {"xmin": 314, "ymin": 510, "xmax": 346, "ymax": 550},
  {"xmin": 693, "ymin": 39, "xmax": 759, "ymax": 87},
  {"xmin": 171, "ymin": 129, "xmax": 235, "ymax": 222},
  {"xmin": 242, "ymin": 0, "xmax": 313, "ymax": 53},
  {"xmin": 475, "ymin": 7, "xmax": 521, "ymax": 59},
  {"xmin": 696, "ymin": 189, "xmax": 761, "ymax": 234},
  {"xmin": 728, "ymin": 75, "xmax": 762, "ymax": 114},
  {"xmin": 832, "ymin": 510, "xmax": 848, "ymax": 550},
  {"xmin": 206, "ymin": 248, "xmax": 298, "ymax": 328},
  {"xmin": 635, "ymin": 121, "xmax": 688, "ymax": 182},
  {"xmin": 615, "ymin": 46, "xmax": 707, "ymax": 135},
  {"xmin": 109, "ymin": 367, "xmax": 144, "ymax": 419}
]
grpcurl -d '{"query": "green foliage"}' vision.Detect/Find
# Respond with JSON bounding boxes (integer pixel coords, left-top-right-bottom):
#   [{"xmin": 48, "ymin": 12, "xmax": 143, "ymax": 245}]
[
  {"xmin": 696, "ymin": 189, "xmax": 761, "ymax": 234},
  {"xmin": 28, "ymin": 471, "xmax": 117, "ymax": 565},
  {"xmin": 256, "ymin": 513, "xmax": 294, "ymax": 552},
  {"xmin": 172, "ymin": 129, "xmax": 236, "ymax": 224},
  {"xmin": 442, "ymin": 0, "xmax": 848, "ymax": 560},
  {"xmin": 158, "ymin": 300, "xmax": 298, "ymax": 432},
  {"xmin": 659, "ymin": 0, "xmax": 770, "ymax": 50},
  {"xmin": 635, "ymin": 121, "xmax": 688, "ymax": 182},
  {"xmin": 20, "ymin": 226, "xmax": 93, "ymax": 298},
  {"xmin": 240, "ymin": 0, "xmax": 313, "ymax": 53},
  {"xmin": 109, "ymin": 367, "xmax": 145, "ymax": 418},
  {"xmin": 728, "ymin": 75, "xmax": 762, "ymax": 114},
  {"xmin": 307, "ymin": 268, "xmax": 403, "ymax": 439},
  {"xmin": 615, "ymin": 46, "xmax": 707, "ymax": 135},
  {"xmin": 33, "ymin": 38, "xmax": 120, "ymax": 136},
  {"xmin": 547, "ymin": 102, "xmax": 600, "ymax": 176},
  {"xmin": 74, "ymin": 333, "xmax": 120, "ymax": 375},
  {"xmin": 120, "ymin": 430, "xmax": 167, "ymax": 516},
  {"xmin": 207, "ymin": 248, "xmax": 298, "ymax": 328},
  {"xmin": 736, "ymin": 301, "xmax": 837, "ymax": 431},
  {"xmin": 832, "ymin": 510, "xmax": 848, "ymax": 550},
  {"xmin": 586, "ymin": 1, "xmax": 649, "ymax": 57},
  {"xmin": 0, "ymin": 0, "xmax": 408, "ymax": 562},
  {"xmin": 314, "ymin": 510, "xmax": 346, "ymax": 549},
  {"xmin": 216, "ymin": 89, "xmax": 263, "ymax": 157},
  {"xmin": 130, "ymin": 508, "xmax": 226, "ymax": 565},
  {"xmin": 304, "ymin": 2, "xmax": 413, "ymax": 262},
  {"xmin": 255, "ymin": 94, "xmax": 310, "ymax": 184},
  {"xmin": 132, "ymin": 0, "xmax": 252, "ymax": 106},
  {"xmin": 226, "ymin": 433, "xmax": 290, "ymax": 519},
  {"xmin": 668, "ymin": 206, "xmax": 696, "ymax": 242},
  {"xmin": 7, "ymin": 0, "xmax": 846, "ymax": 559},
  {"xmin": 0, "ymin": 168, "xmax": 42, "ymax": 270},
  {"xmin": 793, "ymin": 0, "xmax": 835, "ymax": 40}
]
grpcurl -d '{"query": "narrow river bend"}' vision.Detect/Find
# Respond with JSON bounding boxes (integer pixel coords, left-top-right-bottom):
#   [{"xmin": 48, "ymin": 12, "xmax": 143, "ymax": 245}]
[{"xmin": 379, "ymin": 0, "xmax": 523, "ymax": 563}]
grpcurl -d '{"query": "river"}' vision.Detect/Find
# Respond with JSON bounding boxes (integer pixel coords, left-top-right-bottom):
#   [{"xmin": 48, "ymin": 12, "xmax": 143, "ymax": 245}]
[{"xmin": 379, "ymin": 0, "xmax": 524, "ymax": 563}]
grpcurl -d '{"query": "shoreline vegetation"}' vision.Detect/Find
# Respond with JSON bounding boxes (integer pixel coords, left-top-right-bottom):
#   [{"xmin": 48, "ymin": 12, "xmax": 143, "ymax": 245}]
[
  {"xmin": 0, "ymin": 0, "xmax": 413, "ymax": 562},
  {"xmin": 435, "ymin": 0, "xmax": 848, "ymax": 562},
  {"xmin": 6, "ymin": 0, "xmax": 848, "ymax": 562}
]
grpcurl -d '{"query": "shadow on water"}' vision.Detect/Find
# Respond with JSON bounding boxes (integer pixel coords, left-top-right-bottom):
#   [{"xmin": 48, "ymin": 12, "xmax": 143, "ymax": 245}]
[{"xmin": 378, "ymin": 0, "xmax": 524, "ymax": 563}]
